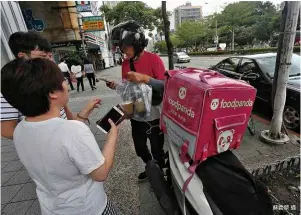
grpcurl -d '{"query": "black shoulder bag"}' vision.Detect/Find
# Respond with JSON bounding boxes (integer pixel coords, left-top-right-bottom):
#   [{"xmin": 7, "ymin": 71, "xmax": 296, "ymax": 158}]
[{"xmin": 129, "ymin": 58, "xmax": 163, "ymax": 106}]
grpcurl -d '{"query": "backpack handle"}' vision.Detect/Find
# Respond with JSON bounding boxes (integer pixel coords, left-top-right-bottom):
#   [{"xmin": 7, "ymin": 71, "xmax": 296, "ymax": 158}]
[{"xmin": 199, "ymin": 71, "xmax": 220, "ymax": 84}]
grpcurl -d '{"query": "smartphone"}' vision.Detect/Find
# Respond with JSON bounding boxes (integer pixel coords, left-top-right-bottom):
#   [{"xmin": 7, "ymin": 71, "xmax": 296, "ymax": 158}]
[{"xmin": 96, "ymin": 106, "xmax": 124, "ymax": 134}]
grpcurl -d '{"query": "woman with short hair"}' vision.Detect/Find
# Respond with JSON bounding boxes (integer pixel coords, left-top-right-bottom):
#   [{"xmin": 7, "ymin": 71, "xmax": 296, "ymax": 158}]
[{"xmin": 84, "ymin": 59, "xmax": 97, "ymax": 90}]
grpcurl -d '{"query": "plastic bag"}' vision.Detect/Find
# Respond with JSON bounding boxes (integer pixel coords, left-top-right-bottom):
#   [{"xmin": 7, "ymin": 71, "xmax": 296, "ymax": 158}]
[{"xmin": 116, "ymin": 81, "xmax": 152, "ymax": 119}]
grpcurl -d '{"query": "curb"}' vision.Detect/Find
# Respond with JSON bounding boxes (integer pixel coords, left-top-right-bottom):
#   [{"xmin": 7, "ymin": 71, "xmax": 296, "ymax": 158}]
[{"xmin": 250, "ymin": 155, "xmax": 300, "ymax": 177}]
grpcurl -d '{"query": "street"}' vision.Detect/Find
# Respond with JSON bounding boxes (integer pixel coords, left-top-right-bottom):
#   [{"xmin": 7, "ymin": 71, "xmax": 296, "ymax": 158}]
[{"xmin": 161, "ymin": 55, "xmax": 227, "ymax": 69}]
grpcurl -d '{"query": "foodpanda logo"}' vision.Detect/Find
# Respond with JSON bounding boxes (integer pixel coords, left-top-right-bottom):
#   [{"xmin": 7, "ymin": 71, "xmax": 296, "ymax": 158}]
[
  {"xmin": 179, "ymin": 87, "xmax": 186, "ymax": 100},
  {"xmin": 210, "ymin": 99, "xmax": 219, "ymax": 110},
  {"xmin": 211, "ymin": 98, "xmax": 253, "ymax": 110},
  {"xmin": 168, "ymin": 97, "xmax": 195, "ymax": 118}
]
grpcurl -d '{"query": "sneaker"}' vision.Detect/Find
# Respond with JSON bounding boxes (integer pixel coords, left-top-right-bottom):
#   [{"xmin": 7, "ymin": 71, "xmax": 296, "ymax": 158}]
[{"xmin": 138, "ymin": 171, "xmax": 148, "ymax": 182}]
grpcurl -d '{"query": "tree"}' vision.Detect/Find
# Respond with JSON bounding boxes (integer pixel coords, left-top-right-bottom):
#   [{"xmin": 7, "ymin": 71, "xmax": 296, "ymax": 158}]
[
  {"xmin": 234, "ymin": 26, "xmax": 254, "ymax": 47},
  {"xmin": 170, "ymin": 35, "xmax": 183, "ymax": 48},
  {"xmin": 99, "ymin": 2, "xmax": 158, "ymax": 31},
  {"xmin": 154, "ymin": 41, "xmax": 167, "ymax": 53},
  {"xmin": 175, "ymin": 21, "xmax": 208, "ymax": 51},
  {"xmin": 210, "ymin": 1, "xmax": 281, "ymax": 47},
  {"xmin": 153, "ymin": 7, "xmax": 171, "ymax": 40},
  {"xmin": 252, "ymin": 2, "xmax": 281, "ymax": 42},
  {"xmin": 261, "ymin": 1, "xmax": 300, "ymax": 144},
  {"xmin": 162, "ymin": 1, "xmax": 173, "ymax": 70}
]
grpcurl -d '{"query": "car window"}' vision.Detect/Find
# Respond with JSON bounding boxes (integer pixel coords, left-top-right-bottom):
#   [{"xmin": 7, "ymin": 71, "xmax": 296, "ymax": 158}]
[
  {"xmin": 256, "ymin": 54, "xmax": 301, "ymax": 78},
  {"xmin": 217, "ymin": 58, "xmax": 240, "ymax": 71},
  {"xmin": 238, "ymin": 59, "xmax": 258, "ymax": 74}
]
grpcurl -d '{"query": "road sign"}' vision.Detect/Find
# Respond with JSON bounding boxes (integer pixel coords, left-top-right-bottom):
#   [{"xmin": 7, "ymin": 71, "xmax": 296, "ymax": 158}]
[
  {"xmin": 76, "ymin": 1, "xmax": 92, "ymax": 12},
  {"xmin": 82, "ymin": 16, "xmax": 105, "ymax": 32},
  {"xmin": 77, "ymin": 5, "xmax": 91, "ymax": 12}
]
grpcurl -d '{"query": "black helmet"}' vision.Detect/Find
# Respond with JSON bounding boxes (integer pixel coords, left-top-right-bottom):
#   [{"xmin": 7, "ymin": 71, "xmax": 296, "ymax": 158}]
[{"xmin": 111, "ymin": 20, "xmax": 148, "ymax": 58}]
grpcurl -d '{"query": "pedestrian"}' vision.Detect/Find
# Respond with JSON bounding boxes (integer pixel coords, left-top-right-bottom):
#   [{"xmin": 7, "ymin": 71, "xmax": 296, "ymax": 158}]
[
  {"xmin": 71, "ymin": 60, "xmax": 85, "ymax": 92},
  {"xmin": 84, "ymin": 59, "xmax": 97, "ymax": 90},
  {"xmin": 1, "ymin": 31, "xmax": 100, "ymax": 140},
  {"xmin": 58, "ymin": 58, "xmax": 75, "ymax": 91},
  {"xmin": 107, "ymin": 21, "xmax": 166, "ymax": 182},
  {"xmin": 1, "ymin": 58, "xmax": 120, "ymax": 215},
  {"xmin": 102, "ymin": 58, "xmax": 106, "ymax": 69}
]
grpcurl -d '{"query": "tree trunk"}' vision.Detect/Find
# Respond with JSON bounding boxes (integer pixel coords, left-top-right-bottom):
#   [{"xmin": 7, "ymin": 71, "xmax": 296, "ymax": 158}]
[
  {"xmin": 268, "ymin": 1, "xmax": 300, "ymax": 139},
  {"xmin": 162, "ymin": 1, "xmax": 174, "ymax": 70}
]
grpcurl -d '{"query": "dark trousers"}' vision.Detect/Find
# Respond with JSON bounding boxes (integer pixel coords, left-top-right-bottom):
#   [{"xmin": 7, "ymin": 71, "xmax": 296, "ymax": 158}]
[
  {"xmin": 86, "ymin": 73, "xmax": 96, "ymax": 88},
  {"xmin": 76, "ymin": 76, "xmax": 84, "ymax": 91},
  {"xmin": 63, "ymin": 72, "xmax": 74, "ymax": 90},
  {"xmin": 130, "ymin": 119, "xmax": 165, "ymax": 168}
]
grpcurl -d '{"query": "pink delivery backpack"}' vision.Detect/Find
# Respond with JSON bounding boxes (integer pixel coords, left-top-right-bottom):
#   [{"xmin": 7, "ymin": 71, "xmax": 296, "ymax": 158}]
[{"xmin": 161, "ymin": 68, "xmax": 256, "ymax": 165}]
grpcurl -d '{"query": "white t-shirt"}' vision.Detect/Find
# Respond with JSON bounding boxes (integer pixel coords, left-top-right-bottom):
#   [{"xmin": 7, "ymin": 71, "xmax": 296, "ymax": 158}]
[
  {"xmin": 58, "ymin": 62, "xmax": 70, "ymax": 73},
  {"xmin": 0, "ymin": 93, "xmax": 67, "ymax": 121},
  {"xmin": 71, "ymin": 65, "xmax": 83, "ymax": 78},
  {"xmin": 13, "ymin": 118, "xmax": 107, "ymax": 215}
]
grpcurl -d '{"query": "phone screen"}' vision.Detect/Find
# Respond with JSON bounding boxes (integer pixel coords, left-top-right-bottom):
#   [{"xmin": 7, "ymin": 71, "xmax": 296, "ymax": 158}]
[{"xmin": 96, "ymin": 106, "xmax": 124, "ymax": 133}]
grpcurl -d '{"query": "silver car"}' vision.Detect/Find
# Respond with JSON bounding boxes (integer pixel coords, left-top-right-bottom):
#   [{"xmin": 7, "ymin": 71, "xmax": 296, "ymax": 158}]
[{"xmin": 173, "ymin": 52, "xmax": 191, "ymax": 63}]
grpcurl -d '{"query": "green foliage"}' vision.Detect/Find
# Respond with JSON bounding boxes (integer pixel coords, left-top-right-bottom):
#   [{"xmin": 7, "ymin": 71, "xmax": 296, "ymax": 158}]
[
  {"xmin": 174, "ymin": 1, "xmax": 282, "ymax": 50},
  {"xmin": 175, "ymin": 21, "xmax": 209, "ymax": 51},
  {"xmin": 64, "ymin": 51, "xmax": 85, "ymax": 66},
  {"xmin": 170, "ymin": 35, "xmax": 183, "ymax": 48},
  {"xmin": 99, "ymin": 2, "xmax": 171, "ymax": 32},
  {"xmin": 154, "ymin": 40, "xmax": 167, "ymax": 53}
]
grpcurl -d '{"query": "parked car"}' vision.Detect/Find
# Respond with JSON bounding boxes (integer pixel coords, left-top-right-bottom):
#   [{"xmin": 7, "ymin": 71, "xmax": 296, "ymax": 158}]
[
  {"xmin": 173, "ymin": 52, "xmax": 190, "ymax": 63},
  {"xmin": 209, "ymin": 53, "xmax": 300, "ymax": 132}
]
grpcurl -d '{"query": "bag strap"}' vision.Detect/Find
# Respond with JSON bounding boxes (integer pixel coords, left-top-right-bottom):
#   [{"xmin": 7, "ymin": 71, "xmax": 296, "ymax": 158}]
[
  {"xmin": 182, "ymin": 161, "xmax": 198, "ymax": 192},
  {"xmin": 179, "ymin": 139, "xmax": 200, "ymax": 193},
  {"xmin": 129, "ymin": 58, "xmax": 136, "ymax": 72}
]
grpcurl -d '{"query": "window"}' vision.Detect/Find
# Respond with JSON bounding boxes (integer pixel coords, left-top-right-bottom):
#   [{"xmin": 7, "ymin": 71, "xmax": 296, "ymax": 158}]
[
  {"xmin": 217, "ymin": 58, "xmax": 240, "ymax": 72},
  {"xmin": 238, "ymin": 59, "xmax": 257, "ymax": 74}
]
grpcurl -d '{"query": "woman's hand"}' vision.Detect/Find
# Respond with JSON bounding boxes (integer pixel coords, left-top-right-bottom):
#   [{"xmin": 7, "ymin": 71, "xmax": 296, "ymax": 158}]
[
  {"xmin": 127, "ymin": 72, "xmax": 150, "ymax": 84},
  {"xmin": 78, "ymin": 98, "xmax": 101, "ymax": 119},
  {"xmin": 107, "ymin": 119, "xmax": 119, "ymax": 140}
]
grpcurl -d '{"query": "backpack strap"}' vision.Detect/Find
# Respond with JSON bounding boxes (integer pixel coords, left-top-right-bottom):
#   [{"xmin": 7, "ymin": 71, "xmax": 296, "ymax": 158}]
[
  {"xmin": 179, "ymin": 139, "xmax": 200, "ymax": 193},
  {"xmin": 129, "ymin": 58, "xmax": 136, "ymax": 72},
  {"xmin": 182, "ymin": 161, "xmax": 199, "ymax": 192}
]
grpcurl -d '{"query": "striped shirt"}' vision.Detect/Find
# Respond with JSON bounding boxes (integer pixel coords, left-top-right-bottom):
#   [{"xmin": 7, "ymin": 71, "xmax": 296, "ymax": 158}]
[{"xmin": 1, "ymin": 93, "xmax": 67, "ymax": 121}]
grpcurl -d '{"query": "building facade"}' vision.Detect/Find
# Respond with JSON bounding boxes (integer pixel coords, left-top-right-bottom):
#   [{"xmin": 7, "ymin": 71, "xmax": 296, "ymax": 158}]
[
  {"xmin": 1, "ymin": 1, "xmax": 28, "ymax": 67},
  {"xmin": 174, "ymin": 2, "xmax": 202, "ymax": 29}
]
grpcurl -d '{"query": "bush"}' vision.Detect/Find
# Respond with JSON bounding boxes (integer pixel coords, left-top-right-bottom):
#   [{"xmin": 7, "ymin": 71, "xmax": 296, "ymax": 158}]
[{"xmin": 159, "ymin": 46, "xmax": 300, "ymax": 57}]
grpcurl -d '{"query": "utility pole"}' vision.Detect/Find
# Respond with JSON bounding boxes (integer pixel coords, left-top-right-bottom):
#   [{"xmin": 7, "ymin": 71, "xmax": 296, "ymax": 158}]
[
  {"xmin": 260, "ymin": 1, "xmax": 300, "ymax": 144},
  {"xmin": 162, "ymin": 1, "xmax": 174, "ymax": 70}
]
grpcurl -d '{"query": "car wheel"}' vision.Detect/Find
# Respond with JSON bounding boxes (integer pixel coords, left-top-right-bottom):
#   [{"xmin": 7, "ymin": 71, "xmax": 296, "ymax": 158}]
[{"xmin": 283, "ymin": 104, "xmax": 300, "ymax": 132}]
